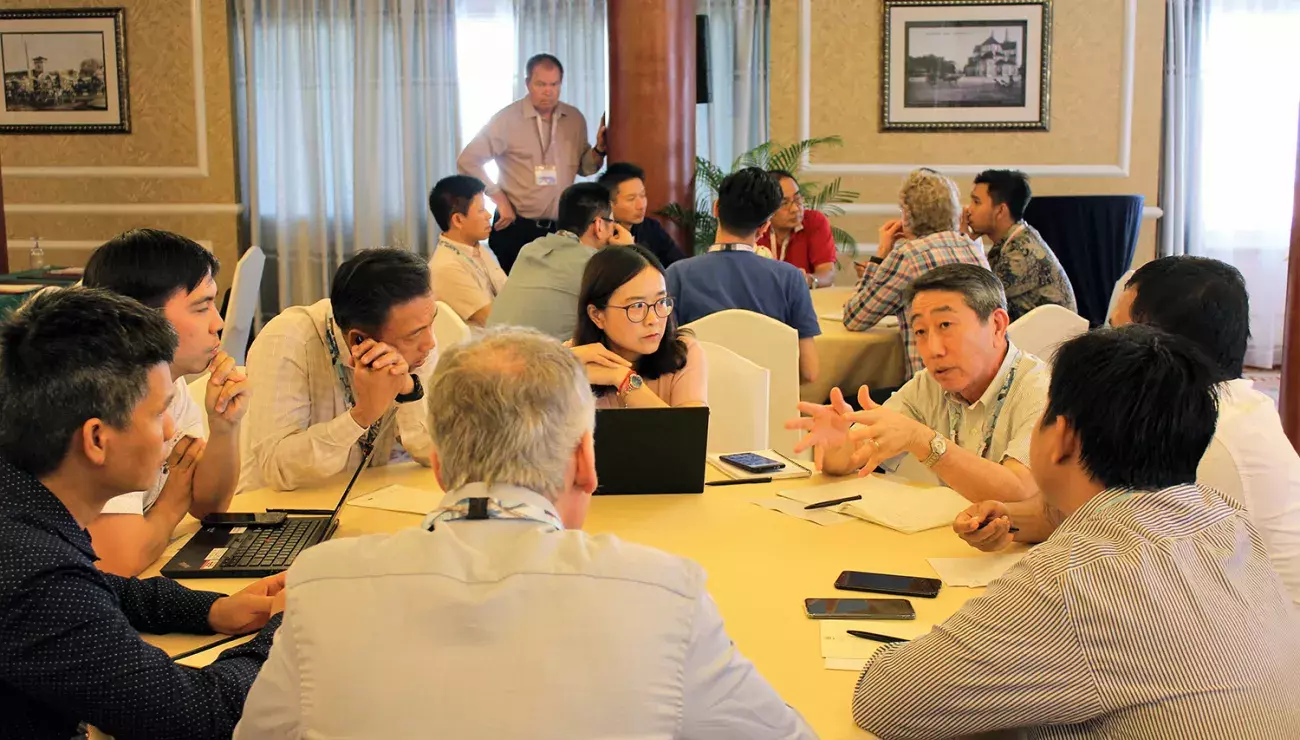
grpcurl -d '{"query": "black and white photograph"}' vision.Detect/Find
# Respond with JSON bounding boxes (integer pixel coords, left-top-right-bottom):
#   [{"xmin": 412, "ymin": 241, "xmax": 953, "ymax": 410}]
[
  {"xmin": 0, "ymin": 9, "xmax": 129, "ymax": 134},
  {"xmin": 882, "ymin": 0, "xmax": 1051, "ymax": 131}
]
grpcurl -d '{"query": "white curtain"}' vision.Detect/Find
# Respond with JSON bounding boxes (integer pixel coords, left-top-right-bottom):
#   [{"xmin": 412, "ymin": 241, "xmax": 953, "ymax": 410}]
[
  {"xmin": 696, "ymin": 0, "xmax": 770, "ymax": 168},
  {"xmin": 513, "ymin": 0, "xmax": 608, "ymax": 151},
  {"xmin": 1193, "ymin": 0, "xmax": 1299, "ymax": 367},
  {"xmin": 234, "ymin": 0, "xmax": 461, "ymax": 315},
  {"xmin": 1159, "ymin": 0, "xmax": 1205, "ymax": 258}
]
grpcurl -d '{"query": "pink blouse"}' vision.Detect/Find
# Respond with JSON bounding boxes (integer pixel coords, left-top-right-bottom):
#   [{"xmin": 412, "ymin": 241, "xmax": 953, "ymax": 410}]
[{"xmin": 595, "ymin": 335, "xmax": 708, "ymax": 409}]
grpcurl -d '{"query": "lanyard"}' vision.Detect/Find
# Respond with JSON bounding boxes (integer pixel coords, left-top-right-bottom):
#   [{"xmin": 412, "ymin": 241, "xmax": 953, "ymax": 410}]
[
  {"xmin": 440, "ymin": 238, "xmax": 499, "ymax": 298},
  {"xmin": 324, "ymin": 316, "xmax": 383, "ymax": 458},
  {"xmin": 773, "ymin": 228, "xmax": 799, "ymax": 263},
  {"xmin": 422, "ymin": 495, "xmax": 564, "ymax": 532},
  {"xmin": 534, "ymin": 113, "xmax": 558, "ymax": 159},
  {"xmin": 947, "ymin": 349, "xmax": 1021, "ymax": 460},
  {"xmin": 709, "ymin": 242, "xmax": 757, "ymax": 253}
]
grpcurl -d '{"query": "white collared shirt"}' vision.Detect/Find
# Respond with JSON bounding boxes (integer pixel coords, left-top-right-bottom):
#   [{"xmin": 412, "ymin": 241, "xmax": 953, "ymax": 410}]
[
  {"xmin": 234, "ymin": 483, "xmax": 814, "ymax": 739},
  {"xmin": 429, "ymin": 235, "xmax": 508, "ymax": 321}
]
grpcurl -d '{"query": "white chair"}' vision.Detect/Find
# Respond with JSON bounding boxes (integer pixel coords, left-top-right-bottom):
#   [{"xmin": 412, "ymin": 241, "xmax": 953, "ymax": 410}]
[
  {"xmin": 1007, "ymin": 304, "xmax": 1089, "ymax": 362},
  {"xmin": 697, "ymin": 341, "xmax": 770, "ymax": 453},
  {"xmin": 682, "ymin": 310, "xmax": 803, "ymax": 460},
  {"xmin": 218, "ymin": 246, "xmax": 266, "ymax": 366},
  {"xmin": 1107, "ymin": 268, "xmax": 1136, "ymax": 324},
  {"xmin": 433, "ymin": 301, "xmax": 471, "ymax": 358}
]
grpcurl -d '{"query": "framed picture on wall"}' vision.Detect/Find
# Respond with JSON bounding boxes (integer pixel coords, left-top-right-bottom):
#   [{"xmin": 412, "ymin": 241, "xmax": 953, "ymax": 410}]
[
  {"xmin": 881, "ymin": 0, "xmax": 1051, "ymax": 131},
  {"xmin": 0, "ymin": 8, "xmax": 129, "ymax": 134}
]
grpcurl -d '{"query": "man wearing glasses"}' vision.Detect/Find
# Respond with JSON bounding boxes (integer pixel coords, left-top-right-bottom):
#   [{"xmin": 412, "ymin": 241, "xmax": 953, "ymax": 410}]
[
  {"xmin": 758, "ymin": 170, "xmax": 838, "ymax": 289},
  {"xmin": 490, "ymin": 182, "xmax": 634, "ymax": 340}
]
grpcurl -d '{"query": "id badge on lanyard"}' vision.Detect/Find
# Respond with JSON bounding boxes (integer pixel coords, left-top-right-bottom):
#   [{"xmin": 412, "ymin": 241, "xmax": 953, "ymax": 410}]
[{"xmin": 534, "ymin": 116, "xmax": 559, "ymax": 186}]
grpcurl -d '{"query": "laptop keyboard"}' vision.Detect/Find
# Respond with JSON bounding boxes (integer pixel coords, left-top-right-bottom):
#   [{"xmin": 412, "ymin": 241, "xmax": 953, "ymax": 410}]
[{"xmin": 220, "ymin": 518, "xmax": 328, "ymax": 569}]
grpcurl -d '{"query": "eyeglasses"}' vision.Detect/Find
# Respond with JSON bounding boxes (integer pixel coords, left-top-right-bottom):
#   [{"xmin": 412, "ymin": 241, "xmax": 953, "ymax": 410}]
[
  {"xmin": 781, "ymin": 195, "xmax": 805, "ymax": 209},
  {"xmin": 608, "ymin": 296, "xmax": 674, "ymax": 323}
]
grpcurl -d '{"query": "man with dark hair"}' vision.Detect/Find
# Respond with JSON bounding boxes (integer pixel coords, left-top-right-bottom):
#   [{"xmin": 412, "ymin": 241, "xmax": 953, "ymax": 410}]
[
  {"xmin": 82, "ymin": 228, "xmax": 248, "ymax": 576},
  {"xmin": 489, "ymin": 182, "xmax": 632, "ymax": 340},
  {"xmin": 757, "ymin": 170, "xmax": 837, "ymax": 288},
  {"xmin": 457, "ymin": 53, "xmax": 607, "ymax": 273},
  {"xmin": 665, "ymin": 167, "xmax": 822, "ymax": 383},
  {"xmin": 964, "ymin": 168, "xmax": 1076, "ymax": 320},
  {"xmin": 597, "ymin": 161, "xmax": 686, "ymax": 267},
  {"xmin": 0, "ymin": 288, "xmax": 286, "ymax": 739},
  {"xmin": 855, "ymin": 325, "xmax": 1300, "ymax": 737},
  {"xmin": 239, "ymin": 248, "xmax": 437, "ymax": 492},
  {"xmin": 791, "ymin": 263, "xmax": 1047, "ymax": 504},
  {"xmin": 428, "ymin": 174, "xmax": 508, "ymax": 326}
]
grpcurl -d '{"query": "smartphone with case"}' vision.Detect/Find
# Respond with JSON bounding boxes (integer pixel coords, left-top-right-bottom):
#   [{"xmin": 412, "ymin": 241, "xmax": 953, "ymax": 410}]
[
  {"xmin": 719, "ymin": 452, "xmax": 786, "ymax": 474},
  {"xmin": 804, "ymin": 598, "xmax": 916, "ymax": 620},
  {"xmin": 835, "ymin": 570, "xmax": 942, "ymax": 599}
]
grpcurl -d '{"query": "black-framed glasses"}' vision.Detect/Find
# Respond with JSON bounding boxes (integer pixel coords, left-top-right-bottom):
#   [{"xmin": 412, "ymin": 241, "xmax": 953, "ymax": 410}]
[{"xmin": 609, "ymin": 296, "xmax": 674, "ymax": 323}]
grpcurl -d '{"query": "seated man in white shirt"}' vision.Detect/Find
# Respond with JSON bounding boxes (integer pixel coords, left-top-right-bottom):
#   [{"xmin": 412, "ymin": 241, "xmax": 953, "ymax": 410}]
[
  {"xmin": 428, "ymin": 174, "xmax": 508, "ymax": 326},
  {"xmin": 790, "ymin": 263, "xmax": 1047, "ymax": 503},
  {"xmin": 957, "ymin": 255, "xmax": 1300, "ymax": 607},
  {"xmin": 853, "ymin": 325, "xmax": 1300, "ymax": 738},
  {"xmin": 238, "ymin": 248, "xmax": 437, "ymax": 492},
  {"xmin": 82, "ymin": 229, "xmax": 250, "ymax": 576},
  {"xmin": 233, "ymin": 328, "xmax": 814, "ymax": 739}
]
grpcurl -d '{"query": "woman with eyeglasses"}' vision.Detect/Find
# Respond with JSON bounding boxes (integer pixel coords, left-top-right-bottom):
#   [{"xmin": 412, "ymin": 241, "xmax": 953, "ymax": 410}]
[{"xmin": 569, "ymin": 244, "xmax": 707, "ymax": 409}]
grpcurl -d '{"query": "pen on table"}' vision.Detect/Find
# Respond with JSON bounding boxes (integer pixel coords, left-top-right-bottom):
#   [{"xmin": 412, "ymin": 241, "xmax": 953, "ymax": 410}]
[
  {"xmin": 264, "ymin": 508, "xmax": 335, "ymax": 515},
  {"xmin": 847, "ymin": 629, "xmax": 909, "ymax": 644},
  {"xmin": 706, "ymin": 477, "xmax": 773, "ymax": 487},
  {"xmin": 804, "ymin": 494, "xmax": 862, "ymax": 510},
  {"xmin": 980, "ymin": 513, "xmax": 1020, "ymax": 534}
]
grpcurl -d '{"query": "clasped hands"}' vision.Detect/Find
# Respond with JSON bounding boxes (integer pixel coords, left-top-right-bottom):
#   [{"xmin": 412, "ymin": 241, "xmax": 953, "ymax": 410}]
[{"xmin": 785, "ymin": 385, "xmax": 935, "ymax": 475}]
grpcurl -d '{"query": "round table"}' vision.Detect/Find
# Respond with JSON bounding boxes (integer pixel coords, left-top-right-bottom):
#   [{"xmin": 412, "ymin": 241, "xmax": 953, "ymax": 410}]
[
  {"xmin": 142, "ymin": 463, "xmax": 985, "ymax": 739},
  {"xmin": 803, "ymin": 287, "xmax": 906, "ymax": 404}
]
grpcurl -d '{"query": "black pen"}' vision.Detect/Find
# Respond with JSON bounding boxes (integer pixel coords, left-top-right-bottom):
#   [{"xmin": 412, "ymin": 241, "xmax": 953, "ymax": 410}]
[
  {"xmin": 265, "ymin": 507, "xmax": 334, "ymax": 515},
  {"xmin": 980, "ymin": 513, "xmax": 1020, "ymax": 534},
  {"xmin": 847, "ymin": 629, "xmax": 909, "ymax": 644},
  {"xmin": 706, "ymin": 477, "xmax": 773, "ymax": 487},
  {"xmin": 805, "ymin": 494, "xmax": 862, "ymax": 510}
]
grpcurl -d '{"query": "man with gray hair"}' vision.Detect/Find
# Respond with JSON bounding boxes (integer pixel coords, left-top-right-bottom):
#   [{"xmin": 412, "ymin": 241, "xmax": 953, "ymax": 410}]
[
  {"xmin": 791, "ymin": 264, "xmax": 1048, "ymax": 505},
  {"xmin": 235, "ymin": 328, "xmax": 814, "ymax": 739}
]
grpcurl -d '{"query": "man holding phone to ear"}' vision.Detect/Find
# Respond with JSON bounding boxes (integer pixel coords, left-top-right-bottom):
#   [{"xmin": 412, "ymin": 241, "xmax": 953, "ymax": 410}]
[{"xmin": 239, "ymin": 248, "xmax": 438, "ymax": 492}]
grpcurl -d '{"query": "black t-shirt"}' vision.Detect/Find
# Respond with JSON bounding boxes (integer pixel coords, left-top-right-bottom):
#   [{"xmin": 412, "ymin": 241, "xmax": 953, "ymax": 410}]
[{"xmin": 630, "ymin": 218, "xmax": 688, "ymax": 267}]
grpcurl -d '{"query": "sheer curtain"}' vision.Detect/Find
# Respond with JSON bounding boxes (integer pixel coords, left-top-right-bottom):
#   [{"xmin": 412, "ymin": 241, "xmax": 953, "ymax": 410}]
[
  {"xmin": 234, "ymin": 0, "xmax": 461, "ymax": 315},
  {"xmin": 1194, "ymin": 0, "xmax": 1299, "ymax": 367},
  {"xmin": 696, "ymin": 0, "xmax": 769, "ymax": 168},
  {"xmin": 1159, "ymin": 0, "xmax": 1205, "ymax": 258},
  {"xmin": 513, "ymin": 0, "xmax": 608, "ymax": 152}
]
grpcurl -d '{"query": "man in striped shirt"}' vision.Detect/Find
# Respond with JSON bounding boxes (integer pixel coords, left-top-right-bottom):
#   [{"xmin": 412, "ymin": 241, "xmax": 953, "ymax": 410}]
[
  {"xmin": 853, "ymin": 325, "xmax": 1300, "ymax": 739},
  {"xmin": 842, "ymin": 169, "xmax": 987, "ymax": 379}
]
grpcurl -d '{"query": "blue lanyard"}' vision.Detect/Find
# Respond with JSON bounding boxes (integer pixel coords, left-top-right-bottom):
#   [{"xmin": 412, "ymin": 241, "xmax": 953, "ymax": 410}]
[
  {"xmin": 947, "ymin": 349, "xmax": 1021, "ymax": 460},
  {"xmin": 439, "ymin": 238, "xmax": 499, "ymax": 297},
  {"xmin": 422, "ymin": 495, "xmax": 563, "ymax": 532}
]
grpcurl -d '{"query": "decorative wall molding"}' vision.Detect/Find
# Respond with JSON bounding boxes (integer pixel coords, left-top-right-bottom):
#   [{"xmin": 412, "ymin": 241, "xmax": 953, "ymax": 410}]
[
  {"xmin": 4, "ymin": 0, "xmax": 209, "ymax": 179},
  {"xmin": 837, "ymin": 204, "xmax": 1163, "ymax": 220},
  {"xmin": 798, "ymin": 0, "xmax": 1139, "ymax": 179},
  {"xmin": 4, "ymin": 203, "xmax": 241, "ymax": 215}
]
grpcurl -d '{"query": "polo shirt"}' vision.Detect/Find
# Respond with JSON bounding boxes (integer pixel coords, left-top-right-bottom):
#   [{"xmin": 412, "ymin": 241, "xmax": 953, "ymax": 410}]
[
  {"xmin": 757, "ymin": 208, "xmax": 837, "ymax": 273},
  {"xmin": 665, "ymin": 249, "xmax": 821, "ymax": 339},
  {"xmin": 488, "ymin": 231, "xmax": 596, "ymax": 340}
]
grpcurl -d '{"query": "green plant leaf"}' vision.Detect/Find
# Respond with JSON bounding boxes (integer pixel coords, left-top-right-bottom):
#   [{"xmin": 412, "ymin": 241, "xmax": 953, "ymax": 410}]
[
  {"xmin": 831, "ymin": 225, "xmax": 859, "ymax": 254},
  {"xmin": 770, "ymin": 135, "xmax": 843, "ymax": 174}
]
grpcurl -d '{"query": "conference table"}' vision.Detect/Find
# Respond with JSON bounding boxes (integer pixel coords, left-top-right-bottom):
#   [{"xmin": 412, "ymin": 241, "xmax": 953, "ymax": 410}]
[
  {"xmin": 139, "ymin": 463, "xmax": 991, "ymax": 739},
  {"xmin": 802, "ymin": 287, "xmax": 906, "ymax": 404}
]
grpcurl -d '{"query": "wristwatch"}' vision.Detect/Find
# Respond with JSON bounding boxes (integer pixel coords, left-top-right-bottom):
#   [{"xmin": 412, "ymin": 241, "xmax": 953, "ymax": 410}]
[
  {"xmin": 920, "ymin": 432, "xmax": 948, "ymax": 468},
  {"xmin": 617, "ymin": 371, "xmax": 643, "ymax": 397},
  {"xmin": 395, "ymin": 373, "xmax": 424, "ymax": 404}
]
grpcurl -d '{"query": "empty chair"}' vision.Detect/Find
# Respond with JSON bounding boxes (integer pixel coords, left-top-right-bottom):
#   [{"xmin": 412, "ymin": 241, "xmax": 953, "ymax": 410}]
[
  {"xmin": 1107, "ymin": 269, "xmax": 1136, "ymax": 325},
  {"xmin": 682, "ymin": 310, "xmax": 802, "ymax": 460},
  {"xmin": 433, "ymin": 301, "xmax": 471, "ymax": 359},
  {"xmin": 187, "ymin": 372, "xmax": 210, "ymax": 437},
  {"xmin": 1007, "ymin": 304, "xmax": 1089, "ymax": 362},
  {"xmin": 218, "ymin": 246, "xmax": 266, "ymax": 365},
  {"xmin": 697, "ymin": 341, "xmax": 769, "ymax": 453}
]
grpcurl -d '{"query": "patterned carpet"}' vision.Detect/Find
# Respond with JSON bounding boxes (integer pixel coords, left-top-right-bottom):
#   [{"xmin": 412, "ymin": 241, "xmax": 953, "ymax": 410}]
[{"xmin": 1244, "ymin": 368, "xmax": 1281, "ymax": 405}]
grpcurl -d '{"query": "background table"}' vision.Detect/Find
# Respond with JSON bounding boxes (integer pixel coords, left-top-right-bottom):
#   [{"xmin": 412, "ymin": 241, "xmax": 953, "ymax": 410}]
[
  {"xmin": 802, "ymin": 287, "xmax": 906, "ymax": 404},
  {"xmin": 0, "ymin": 266, "xmax": 81, "ymax": 321},
  {"xmin": 142, "ymin": 463, "xmax": 986, "ymax": 739}
]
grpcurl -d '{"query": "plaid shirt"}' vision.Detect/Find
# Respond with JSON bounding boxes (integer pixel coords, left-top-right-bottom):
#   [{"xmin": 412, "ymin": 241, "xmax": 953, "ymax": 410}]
[{"xmin": 843, "ymin": 229, "xmax": 988, "ymax": 378}]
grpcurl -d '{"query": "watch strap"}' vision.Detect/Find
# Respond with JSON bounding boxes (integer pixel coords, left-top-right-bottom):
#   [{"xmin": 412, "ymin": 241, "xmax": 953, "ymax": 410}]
[{"xmin": 395, "ymin": 373, "xmax": 424, "ymax": 404}]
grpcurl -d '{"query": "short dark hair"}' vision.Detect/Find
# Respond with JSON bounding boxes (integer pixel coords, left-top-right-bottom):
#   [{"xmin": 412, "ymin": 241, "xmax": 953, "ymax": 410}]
[
  {"xmin": 973, "ymin": 169, "xmax": 1033, "ymax": 222},
  {"xmin": 904, "ymin": 263, "xmax": 1007, "ymax": 322},
  {"xmin": 716, "ymin": 167, "xmax": 782, "ymax": 236},
  {"xmin": 767, "ymin": 169, "xmax": 798, "ymax": 186},
  {"xmin": 0, "ymin": 288, "xmax": 178, "ymax": 477},
  {"xmin": 429, "ymin": 175, "xmax": 486, "ymax": 232},
  {"xmin": 330, "ymin": 248, "xmax": 432, "ymax": 335},
  {"xmin": 526, "ymin": 53, "xmax": 563, "ymax": 80},
  {"xmin": 1044, "ymin": 325, "xmax": 1219, "ymax": 490},
  {"xmin": 597, "ymin": 162, "xmax": 646, "ymax": 197},
  {"xmin": 1125, "ymin": 256, "xmax": 1249, "ymax": 381},
  {"xmin": 83, "ymin": 228, "xmax": 221, "ymax": 309},
  {"xmin": 574, "ymin": 244, "xmax": 689, "ymax": 391},
  {"xmin": 557, "ymin": 182, "xmax": 613, "ymax": 234}
]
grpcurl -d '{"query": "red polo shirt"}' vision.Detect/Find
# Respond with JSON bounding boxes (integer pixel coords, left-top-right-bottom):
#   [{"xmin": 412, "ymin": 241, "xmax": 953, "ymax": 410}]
[{"xmin": 757, "ymin": 208, "xmax": 837, "ymax": 273}]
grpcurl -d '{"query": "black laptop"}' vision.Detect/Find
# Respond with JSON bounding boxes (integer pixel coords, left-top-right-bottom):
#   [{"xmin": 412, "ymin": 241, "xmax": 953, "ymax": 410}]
[
  {"xmin": 161, "ymin": 452, "xmax": 371, "ymax": 579},
  {"xmin": 594, "ymin": 407, "xmax": 710, "ymax": 494}
]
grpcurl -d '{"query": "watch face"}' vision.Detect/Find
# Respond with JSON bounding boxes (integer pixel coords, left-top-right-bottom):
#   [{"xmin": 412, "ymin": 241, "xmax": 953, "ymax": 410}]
[{"xmin": 628, "ymin": 374, "xmax": 644, "ymax": 390}]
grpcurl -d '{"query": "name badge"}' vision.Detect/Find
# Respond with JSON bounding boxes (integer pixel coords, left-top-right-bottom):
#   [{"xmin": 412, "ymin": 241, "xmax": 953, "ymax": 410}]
[{"xmin": 534, "ymin": 165, "xmax": 558, "ymax": 186}]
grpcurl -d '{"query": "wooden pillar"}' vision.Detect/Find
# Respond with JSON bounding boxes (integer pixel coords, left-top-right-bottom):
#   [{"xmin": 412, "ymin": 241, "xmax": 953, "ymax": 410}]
[
  {"xmin": 607, "ymin": 0, "xmax": 695, "ymax": 249},
  {"xmin": 0, "ymin": 152, "xmax": 7, "ymax": 274},
  {"xmin": 1281, "ymin": 103, "xmax": 1300, "ymax": 451}
]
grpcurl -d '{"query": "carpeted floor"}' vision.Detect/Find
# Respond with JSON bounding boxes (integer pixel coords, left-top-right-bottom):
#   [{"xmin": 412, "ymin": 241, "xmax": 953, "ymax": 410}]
[{"xmin": 1244, "ymin": 368, "xmax": 1281, "ymax": 405}]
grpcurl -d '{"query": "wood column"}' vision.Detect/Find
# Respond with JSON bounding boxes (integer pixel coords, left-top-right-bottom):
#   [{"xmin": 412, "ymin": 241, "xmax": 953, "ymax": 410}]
[
  {"xmin": 0, "ymin": 152, "xmax": 7, "ymax": 274},
  {"xmin": 1281, "ymin": 103, "xmax": 1300, "ymax": 451},
  {"xmin": 607, "ymin": 0, "xmax": 695, "ymax": 250}
]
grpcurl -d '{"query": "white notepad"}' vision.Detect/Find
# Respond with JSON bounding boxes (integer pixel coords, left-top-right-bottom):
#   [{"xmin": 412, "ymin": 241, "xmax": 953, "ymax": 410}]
[
  {"xmin": 927, "ymin": 551, "xmax": 1026, "ymax": 587},
  {"xmin": 778, "ymin": 475, "xmax": 969, "ymax": 534},
  {"xmin": 819, "ymin": 620, "xmax": 932, "ymax": 671},
  {"xmin": 347, "ymin": 484, "xmax": 440, "ymax": 515},
  {"xmin": 707, "ymin": 450, "xmax": 813, "ymax": 481}
]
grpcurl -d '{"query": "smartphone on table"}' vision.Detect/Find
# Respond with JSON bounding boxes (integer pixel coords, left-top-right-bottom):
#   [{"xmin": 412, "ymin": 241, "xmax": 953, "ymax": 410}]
[
  {"xmin": 719, "ymin": 452, "xmax": 786, "ymax": 474},
  {"xmin": 200, "ymin": 512, "xmax": 288, "ymax": 528},
  {"xmin": 835, "ymin": 570, "xmax": 942, "ymax": 599},
  {"xmin": 804, "ymin": 598, "xmax": 916, "ymax": 620}
]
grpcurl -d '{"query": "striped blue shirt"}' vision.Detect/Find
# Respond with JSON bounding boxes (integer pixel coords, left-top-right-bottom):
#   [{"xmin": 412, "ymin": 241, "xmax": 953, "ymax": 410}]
[{"xmin": 853, "ymin": 483, "xmax": 1300, "ymax": 739}]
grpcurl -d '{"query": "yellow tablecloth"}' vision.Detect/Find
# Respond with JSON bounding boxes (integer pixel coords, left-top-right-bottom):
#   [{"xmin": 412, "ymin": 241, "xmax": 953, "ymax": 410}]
[{"xmin": 802, "ymin": 287, "xmax": 906, "ymax": 404}]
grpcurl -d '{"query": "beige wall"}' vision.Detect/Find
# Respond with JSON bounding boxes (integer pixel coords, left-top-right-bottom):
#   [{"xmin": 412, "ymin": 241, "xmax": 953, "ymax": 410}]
[
  {"xmin": 770, "ymin": 0, "xmax": 1165, "ymax": 272},
  {"xmin": 1, "ymin": 0, "xmax": 240, "ymax": 295}
]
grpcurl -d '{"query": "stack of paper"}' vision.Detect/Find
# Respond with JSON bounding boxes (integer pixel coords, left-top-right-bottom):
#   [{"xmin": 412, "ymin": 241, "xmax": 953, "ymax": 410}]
[
  {"xmin": 777, "ymin": 476, "xmax": 969, "ymax": 534},
  {"xmin": 347, "ymin": 484, "xmax": 439, "ymax": 515},
  {"xmin": 927, "ymin": 551, "xmax": 1026, "ymax": 587},
  {"xmin": 819, "ymin": 620, "xmax": 933, "ymax": 671},
  {"xmin": 750, "ymin": 497, "xmax": 856, "ymax": 526},
  {"xmin": 708, "ymin": 450, "xmax": 813, "ymax": 481}
]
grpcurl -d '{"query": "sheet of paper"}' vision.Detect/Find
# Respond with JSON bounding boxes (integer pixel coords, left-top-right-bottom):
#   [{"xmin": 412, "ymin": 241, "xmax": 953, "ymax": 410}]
[
  {"xmin": 0, "ymin": 284, "xmax": 40, "ymax": 295},
  {"xmin": 751, "ymin": 497, "xmax": 855, "ymax": 526},
  {"xmin": 819, "ymin": 619, "xmax": 932, "ymax": 670},
  {"xmin": 779, "ymin": 475, "xmax": 969, "ymax": 534},
  {"xmin": 708, "ymin": 449, "xmax": 814, "ymax": 481},
  {"xmin": 927, "ymin": 551, "xmax": 1026, "ymax": 587},
  {"xmin": 347, "ymin": 484, "xmax": 439, "ymax": 515}
]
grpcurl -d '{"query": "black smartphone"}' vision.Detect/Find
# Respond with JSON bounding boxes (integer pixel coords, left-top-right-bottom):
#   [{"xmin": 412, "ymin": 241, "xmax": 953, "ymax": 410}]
[
  {"xmin": 804, "ymin": 598, "xmax": 916, "ymax": 620},
  {"xmin": 835, "ymin": 570, "xmax": 942, "ymax": 599},
  {"xmin": 200, "ymin": 512, "xmax": 287, "ymax": 528},
  {"xmin": 719, "ymin": 452, "xmax": 786, "ymax": 474}
]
